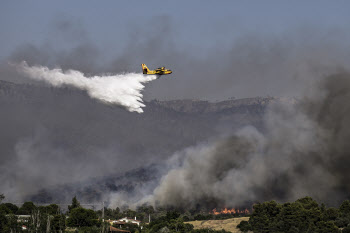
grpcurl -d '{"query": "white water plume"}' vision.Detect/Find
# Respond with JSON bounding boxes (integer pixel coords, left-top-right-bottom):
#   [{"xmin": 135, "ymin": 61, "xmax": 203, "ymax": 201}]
[{"xmin": 17, "ymin": 62, "xmax": 157, "ymax": 113}]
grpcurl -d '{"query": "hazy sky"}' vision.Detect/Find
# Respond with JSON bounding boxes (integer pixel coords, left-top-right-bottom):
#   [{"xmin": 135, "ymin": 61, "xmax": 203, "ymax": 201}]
[
  {"xmin": 3, "ymin": 0, "xmax": 350, "ymax": 205},
  {"xmin": 1, "ymin": 1, "xmax": 349, "ymax": 55},
  {"xmin": 1, "ymin": 1, "xmax": 350, "ymax": 100}
]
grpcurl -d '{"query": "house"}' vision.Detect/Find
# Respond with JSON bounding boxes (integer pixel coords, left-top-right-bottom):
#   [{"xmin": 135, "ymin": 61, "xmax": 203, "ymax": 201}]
[
  {"xmin": 106, "ymin": 220, "xmax": 127, "ymax": 228},
  {"xmin": 109, "ymin": 226, "xmax": 131, "ymax": 233},
  {"xmin": 117, "ymin": 217, "xmax": 141, "ymax": 226},
  {"xmin": 14, "ymin": 215, "xmax": 30, "ymax": 223}
]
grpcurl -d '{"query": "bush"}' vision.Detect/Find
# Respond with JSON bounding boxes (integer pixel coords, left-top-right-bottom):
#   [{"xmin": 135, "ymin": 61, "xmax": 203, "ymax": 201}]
[{"xmin": 237, "ymin": 220, "xmax": 252, "ymax": 232}]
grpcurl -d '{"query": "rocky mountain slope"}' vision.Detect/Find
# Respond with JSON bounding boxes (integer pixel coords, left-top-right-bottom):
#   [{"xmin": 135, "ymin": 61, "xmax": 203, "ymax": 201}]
[{"xmin": 0, "ymin": 80, "xmax": 279, "ymax": 203}]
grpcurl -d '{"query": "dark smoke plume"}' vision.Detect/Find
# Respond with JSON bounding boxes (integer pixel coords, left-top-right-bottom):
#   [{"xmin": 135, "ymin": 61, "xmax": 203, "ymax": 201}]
[
  {"xmin": 130, "ymin": 73, "xmax": 350, "ymax": 209},
  {"xmin": 2, "ymin": 17, "xmax": 350, "ymax": 208}
]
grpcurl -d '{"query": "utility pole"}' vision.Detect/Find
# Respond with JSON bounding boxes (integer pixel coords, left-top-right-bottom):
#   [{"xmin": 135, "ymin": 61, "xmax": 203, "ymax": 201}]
[
  {"xmin": 102, "ymin": 201, "xmax": 105, "ymax": 221},
  {"xmin": 101, "ymin": 201, "xmax": 105, "ymax": 233}
]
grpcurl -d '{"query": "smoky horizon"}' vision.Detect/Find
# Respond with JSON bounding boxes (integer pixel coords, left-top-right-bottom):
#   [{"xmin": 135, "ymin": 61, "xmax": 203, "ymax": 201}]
[{"xmin": 1, "ymin": 1, "xmax": 350, "ymax": 211}]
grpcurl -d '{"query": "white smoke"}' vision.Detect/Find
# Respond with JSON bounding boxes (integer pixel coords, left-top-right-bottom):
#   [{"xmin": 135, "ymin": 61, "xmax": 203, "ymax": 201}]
[{"xmin": 16, "ymin": 62, "xmax": 157, "ymax": 113}]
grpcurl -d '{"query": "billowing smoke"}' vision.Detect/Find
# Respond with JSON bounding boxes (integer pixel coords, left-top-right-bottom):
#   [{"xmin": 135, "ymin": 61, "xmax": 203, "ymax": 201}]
[
  {"xmin": 17, "ymin": 62, "xmax": 157, "ymax": 113},
  {"xmin": 118, "ymin": 73, "xmax": 350, "ymax": 209},
  {"xmin": 2, "ymin": 17, "xmax": 350, "ymax": 208}
]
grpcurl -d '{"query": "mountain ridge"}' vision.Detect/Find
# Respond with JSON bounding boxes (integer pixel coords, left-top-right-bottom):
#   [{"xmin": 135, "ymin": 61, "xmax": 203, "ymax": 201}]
[
  {"xmin": 0, "ymin": 79, "xmax": 287, "ymax": 203},
  {"xmin": 0, "ymin": 79, "xmax": 287, "ymax": 113}
]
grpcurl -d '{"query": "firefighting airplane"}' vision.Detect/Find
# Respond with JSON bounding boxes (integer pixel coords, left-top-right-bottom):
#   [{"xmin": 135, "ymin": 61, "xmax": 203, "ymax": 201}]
[{"xmin": 142, "ymin": 64, "xmax": 172, "ymax": 75}]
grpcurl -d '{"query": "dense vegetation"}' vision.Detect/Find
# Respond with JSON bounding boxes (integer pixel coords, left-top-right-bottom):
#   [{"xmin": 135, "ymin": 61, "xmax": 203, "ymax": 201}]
[
  {"xmin": 6, "ymin": 194, "xmax": 350, "ymax": 232},
  {"xmin": 141, "ymin": 211, "xmax": 230, "ymax": 233},
  {"xmin": 0, "ymin": 194, "xmax": 232, "ymax": 233},
  {"xmin": 237, "ymin": 196, "xmax": 350, "ymax": 233}
]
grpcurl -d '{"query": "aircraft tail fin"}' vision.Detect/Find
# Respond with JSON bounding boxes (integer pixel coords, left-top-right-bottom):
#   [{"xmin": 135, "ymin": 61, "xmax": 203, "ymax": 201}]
[{"xmin": 142, "ymin": 64, "xmax": 150, "ymax": 74}]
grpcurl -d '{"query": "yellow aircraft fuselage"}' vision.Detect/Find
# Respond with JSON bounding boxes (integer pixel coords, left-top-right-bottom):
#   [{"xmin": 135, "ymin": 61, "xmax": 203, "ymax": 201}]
[{"xmin": 142, "ymin": 64, "xmax": 172, "ymax": 75}]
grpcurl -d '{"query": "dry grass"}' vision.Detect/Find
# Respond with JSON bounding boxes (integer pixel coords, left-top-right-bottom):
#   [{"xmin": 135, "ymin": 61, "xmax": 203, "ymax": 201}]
[{"xmin": 187, "ymin": 217, "xmax": 249, "ymax": 233}]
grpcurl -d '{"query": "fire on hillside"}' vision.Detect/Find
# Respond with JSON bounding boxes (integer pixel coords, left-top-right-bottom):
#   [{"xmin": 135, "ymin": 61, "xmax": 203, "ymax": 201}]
[{"xmin": 211, "ymin": 208, "xmax": 250, "ymax": 215}]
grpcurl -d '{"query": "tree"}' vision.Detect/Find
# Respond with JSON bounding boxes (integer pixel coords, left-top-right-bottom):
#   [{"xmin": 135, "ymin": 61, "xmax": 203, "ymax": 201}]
[
  {"xmin": 3, "ymin": 203, "xmax": 18, "ymax": 214},
  {"xmin": 166, "ymin": 210, "xmax": 181, "ymax": 221},
  {"xmin": 67, "ymin": 207, "xmax": 99, "ymax": 227},
  {"xmin": 273, "ymin": 202, "xmax": 305, "ymax": 232},
  {"xmin": 340, "ymin": 200, "xmax": 350, "ymax": 216},
  {"xmin": 323, "ymin": 207, "xmax": 339, "ymax": 221},
  {"xmin": 123, "ymin": 208, "xmax": 137, "ymax": 218},
  {"xmin": 296, "ymin": 196, "xmax": 319, "ymax": 210},
  {"xmin": 0, "ymin": 204, "xmax": 11, "ymax": 215},
  {"xmin": 288, "ymin": 226, "xmax": 300, "ymax": 233},
  {"xmin": 27, "ymin": 208, "xmax": 47, "ymax": 233},
  {"xmin": 68, "ymin": 196, "xmax": 81, "ymax": 213},
  {"xmin": 334, "ymin": 216, "xmax": 350, "ymax": 228},
  {"xmin": 51, "ymin": 214, "xmax": 66, "ymax": 232},
  {"xmin": 46, "ymin": 204, "xmax": 60, "ymax": 215},
  {"xmin": 17, "ymin": 201, "xmax": 36, "ymax": 215},
  {"xmin": 249, "ymin": 201, "xmax": 281, "ymax": 232},
  {"xmin": 97, "ymin": 207, "xmax": 124, "ymax": 220},
  {"xmin": 314, "ymin": 221, "xmax": 339, "ymax": 233},
  {"xmin": 0, "ymin": 194, "xmax": 4, "ymax": 203},
  {"xmin": 235, "ymin": 197, "xmax": 346, "ymax": 233},
  {"xmin": 168, "ymin": 218, "xmax": 194, "ymax": 232},
  {"xmin": 137, "ymin": 204, "xmax": 155, "ymax": 215},
  {"xmin": 6, "ymin": 214, "xmax": 21, "ymax": 232},
  {"xmin": 0, "ymin": 211, "xmax": 8, "ymax": 233}
]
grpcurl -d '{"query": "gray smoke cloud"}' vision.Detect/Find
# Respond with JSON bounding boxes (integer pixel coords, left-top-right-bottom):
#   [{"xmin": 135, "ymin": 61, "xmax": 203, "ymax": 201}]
[
  {"xmin": 3, "ymin": 18, "xmax": 350, "ymax": 101},
  {"xmin": 0, "ymin": 79, "xmax": 226, "ymax": 203},
  {"xmin": 132, "ymin": 73, "xmax": 350, "ymax": 209},
  {"xmin": 2, "ymin": 17, "xmax": 350, "ymax": 208}
]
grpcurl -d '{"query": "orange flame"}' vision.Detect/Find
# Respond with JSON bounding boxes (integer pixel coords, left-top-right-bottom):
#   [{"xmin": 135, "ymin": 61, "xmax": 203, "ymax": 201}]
[{"xmin": 211, "ymin": 208, "xmax": 250, "ymax": 215}]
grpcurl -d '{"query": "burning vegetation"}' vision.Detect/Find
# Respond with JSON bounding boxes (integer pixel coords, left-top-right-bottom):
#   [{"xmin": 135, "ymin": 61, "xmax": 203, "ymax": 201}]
[{"xmin": 212, "ymin": 207, "xmax": 250, "ymax": 215}]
